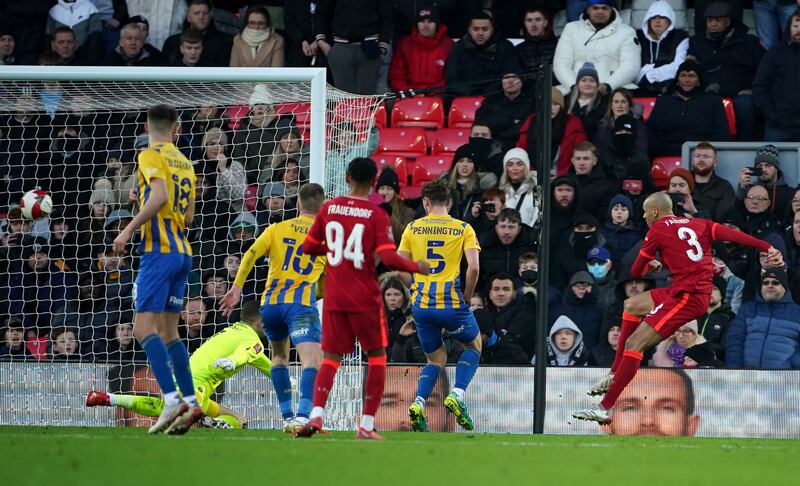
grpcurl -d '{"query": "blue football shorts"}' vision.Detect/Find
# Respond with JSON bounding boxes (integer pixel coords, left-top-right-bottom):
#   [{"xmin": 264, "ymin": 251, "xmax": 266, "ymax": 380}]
[
  {"xmin": 260, "ymin": 303, "xmax": 321, "ymax": 345},
  {"xmin": 412, "ymin": 305, "xmax": 480, "ymax": 354},
  {"xmin": 133, "ymin": 253, "xmax": 192, "ymax": 313}
]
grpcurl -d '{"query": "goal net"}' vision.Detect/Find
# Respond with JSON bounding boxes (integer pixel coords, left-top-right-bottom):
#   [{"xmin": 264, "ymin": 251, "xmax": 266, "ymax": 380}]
[{"xmin": 0, "ymin": 66, "xmax": 384, "ymax": 431}]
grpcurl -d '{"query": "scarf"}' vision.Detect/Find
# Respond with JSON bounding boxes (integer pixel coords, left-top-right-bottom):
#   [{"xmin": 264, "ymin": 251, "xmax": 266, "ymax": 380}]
[
  {"xmin": 666, "ymin": 341, "xmax": 687, "ymax": 367},
  {"xmin": 241, "ymin": 27, "xmax": 271, "ymax": 55}
]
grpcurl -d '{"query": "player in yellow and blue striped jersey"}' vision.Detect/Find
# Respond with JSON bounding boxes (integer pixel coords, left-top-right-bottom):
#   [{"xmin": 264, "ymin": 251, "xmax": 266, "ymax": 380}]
[
  {"xmin": 112, "ymin": 104, "xmax": 201, "ymax": 435},
  {"xmin": 220, "ymin": 183, "xmax": 326, "ymax": 433},
  {"xmin": 397, "ymin": 179, "xmax": 482, "ymax": 433}
]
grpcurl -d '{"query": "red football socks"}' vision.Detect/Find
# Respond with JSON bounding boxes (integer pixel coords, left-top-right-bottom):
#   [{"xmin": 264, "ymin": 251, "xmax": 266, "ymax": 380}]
[
  {"xmin": 611, "ymin": 313, "xmax": 641, "ymax": 372},
  {"xmin": 312, "ymin": 358, "xmax": 340, "ymax": 408},
  {"xmin": 363, "ymin": 355, "xmax": 387, "ymax": 417},
  {"xmin": 601, "ymin": 349, "xmax": 644, "ymax": 410}
]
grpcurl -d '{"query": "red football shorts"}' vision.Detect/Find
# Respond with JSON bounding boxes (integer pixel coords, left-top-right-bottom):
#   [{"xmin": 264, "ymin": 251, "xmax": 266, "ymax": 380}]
[
  {"xmin": 321, "ymin": 309, "xmax": 387, "ymax": 354},
  {"xmin": 645, "ymin": 288, "xmax": 710, "ymax": 339}
]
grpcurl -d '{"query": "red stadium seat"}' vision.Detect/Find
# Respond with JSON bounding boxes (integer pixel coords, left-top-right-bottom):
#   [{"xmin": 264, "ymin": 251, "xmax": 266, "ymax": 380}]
[
  {"xmin": 448, "ymin": 97, "xmax": 484, "ymax": 128},
  {"xmin": 371, "ymin": 154, "xmax": 406, "ymax": 170},
  {"xmin": 395, "ymin": 159, "xmax": 418, "ymax": 186},
  {"xmin": 375, "ymin": 128, "xmax": 427, "ymax": 158},
  {"xmin": 722, "ymin": 98, "xmax": 737, "ymax": 138},
  {"xmin": 401, "ymin": 185, "xmax": 423, "ymax": 200},
  {"xmin": 275, "ymin": 102, "xmax": 311, "ymax": 127},
  {"xmin": 634, "ymin": 97, "xmax": 657, "ymax": 122},
  {"xmin": 391, "ymin": 96, "xmax": 445, "ymax": 129},
  {"xmin": 413, "ymin": 155, "xmax": 451, "ymax": 184},
  {"xmin": 226, "ymin": 104, "xmax": 250, "ymax": 131},
  {"xmin": 244, "ymin": 185, "xmax": 258, "ymax": 212},
  {"xmin": 431, "ymin": 128, "xmax": 469, "ymax": 155},
  {"xmin": 374, "ymin": 102, "xmax": 388, "ymax": 128},
  {"xmin": 651, "ymin": 156, "xmax": 683, "ymax": 189}
]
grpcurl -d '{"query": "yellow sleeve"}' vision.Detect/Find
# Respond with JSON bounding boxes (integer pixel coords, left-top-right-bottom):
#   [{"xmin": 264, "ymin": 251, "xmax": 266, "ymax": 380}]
[
  {"xmin": 137, "ymin": 150, "xmax": 167, "ymax": 184},
  {"xmin": 235, "ymin": 226, "xmax": 273, "ymax": 288},
  {"xmin": 463, "ymin": 224, "xmax": 481, "ymax": 252},
  {"xmin": 226, "ymin": 338, "xmax": 268, "ymax": 371},
  {"xmin": 249, "ymin": 353, "xmax": 272, "ymax": 378},
  {"xmin": 398, "ymin": 223, "xmax": 413, "ymax": 255}
]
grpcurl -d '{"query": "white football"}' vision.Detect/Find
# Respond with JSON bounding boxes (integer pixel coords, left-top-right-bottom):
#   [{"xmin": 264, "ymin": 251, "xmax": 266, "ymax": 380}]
[{"xmin": 20, "ymin": 189, "xmax": 54, "ymax": 220}]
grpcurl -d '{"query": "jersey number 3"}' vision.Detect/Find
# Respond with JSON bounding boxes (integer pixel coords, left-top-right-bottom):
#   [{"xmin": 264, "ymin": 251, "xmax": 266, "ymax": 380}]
[
  {"xmin": 325, "ymin": 222, "xmax": 366, "ymax": 269},
  {"xmin": 678, "ymin": 227, "xmax": 703, "ymax": 262}
]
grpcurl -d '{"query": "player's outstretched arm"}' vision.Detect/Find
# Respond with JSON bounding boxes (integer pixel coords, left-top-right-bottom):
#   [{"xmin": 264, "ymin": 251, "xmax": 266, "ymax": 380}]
[
  {"xmin": 711, "ymin": 222, "xmax": 772, "ymax": 253},
  {"xmin": 463, "ymin": 248, "xmax": 479, "ymax": 302},
  {"xmin": 379, "ymin": 248, "xmax": 429, "ymax": 274},
  {"xmin": 220, "ymin": 232, "xmax": 272, "ymax": 316},
  {"xmin": 112, "ymin": 178, "xmax": 168, "ymax": 254}
]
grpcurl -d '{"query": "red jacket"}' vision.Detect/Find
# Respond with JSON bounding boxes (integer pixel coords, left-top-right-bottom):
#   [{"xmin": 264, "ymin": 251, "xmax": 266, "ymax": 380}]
[
  {"xmin": 388, "ymin": 25, "xmax": 453, "ymax": 92},
  {"xmin": 516, "ymin": 113, "xmax": 587, "ymax": 176}
]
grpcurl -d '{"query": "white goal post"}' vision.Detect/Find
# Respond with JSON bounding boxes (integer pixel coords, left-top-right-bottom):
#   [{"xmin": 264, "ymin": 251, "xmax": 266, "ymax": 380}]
[{"xmin": 0, "ymin": 66, "xmax": 384, "ymax": 431}]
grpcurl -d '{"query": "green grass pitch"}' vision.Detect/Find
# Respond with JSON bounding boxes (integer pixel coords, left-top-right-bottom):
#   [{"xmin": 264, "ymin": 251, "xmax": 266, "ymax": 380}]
[{"xmin": 3, "ymin": 426, "xmax": 799, "ymax": 486}]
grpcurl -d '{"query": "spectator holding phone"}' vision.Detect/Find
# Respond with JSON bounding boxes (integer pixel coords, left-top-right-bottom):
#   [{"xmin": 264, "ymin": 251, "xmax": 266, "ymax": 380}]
[
  {"xmin": 737, "ymin": 144, "xmax": 794, "ymax": 224},
  {"xmin": 468, "ymin": 188, "xmax": 507, "ymax": 236},
  {"xmin": 667, "ymin": 168, "xmax": 711, "ymax": 219}
]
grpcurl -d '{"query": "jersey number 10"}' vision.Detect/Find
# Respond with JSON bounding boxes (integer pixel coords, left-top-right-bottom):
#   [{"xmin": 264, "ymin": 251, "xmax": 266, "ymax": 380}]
[{"xmin": 325, "ymin": 222, "xmax": 366, "ymax": 269}]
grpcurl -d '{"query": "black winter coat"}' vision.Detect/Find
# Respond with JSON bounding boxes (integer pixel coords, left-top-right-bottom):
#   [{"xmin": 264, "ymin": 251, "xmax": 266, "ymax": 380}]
[
  {"xmin": 516, "ymin": 32, "xmax": 558, "ymax": 69},
  {"xmin": 572, "ymin": 165, "xmax": 618, "ymax": 223},
  {"xmin": 688, "ymin": 23, "xmax": 764, "ymax": 98},
  {"xmin": 162, "ymin": 22, "xmax": 232, "ymax": 67},
  {"xmin": 478, "ymin": 224, "xmax": 538, "ymax": 291},
  {"xmin": 549, "ymin": 289, "xmax": 604, "ymax": 350},
  {"xmin": 445, "ymin": 32, "xmax": 521, "ymax": 96},
  {"xmin": 647, "ymin": 88, "xmax": 729, "ymax": 157},
  {"xmin": 698, "ymin": 305, "xmax": 735, "ymax": 361},
  {"xmin": 753, "ymin": 41, "xmax": 800, "ymax": 130},
  {"xmin": 474, "ymin": 92, "xmax": 534, "ymax": 150},
  {"xmin": 694, "ymin": 173, "xmax": 737, "ymax": 222},
  {"xmin": 314, "ymin": 0, "xmax": 393, "ymax": 44},
  {"xmin": 477, "ymin": 298, "xmax": 537, "ymax": 359}
]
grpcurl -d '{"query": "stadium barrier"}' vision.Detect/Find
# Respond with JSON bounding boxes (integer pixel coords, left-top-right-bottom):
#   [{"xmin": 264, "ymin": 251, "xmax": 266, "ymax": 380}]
[{"xmin": 3, "ymin": 362, "xmax": 799, "ymax": 438}]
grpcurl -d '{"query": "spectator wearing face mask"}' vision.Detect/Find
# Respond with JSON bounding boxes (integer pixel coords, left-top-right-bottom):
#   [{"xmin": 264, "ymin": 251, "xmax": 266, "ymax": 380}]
[
  {"xmin": 550, "ymin": 213, "xmax": 606, "ymax": 300},
  {"xmin": 585, "ymin": 245, "xmax": 617, "ymax": 308},
  {"xmin": 596, "ymin": 114, "xmax": 653, "ymax": 191}
]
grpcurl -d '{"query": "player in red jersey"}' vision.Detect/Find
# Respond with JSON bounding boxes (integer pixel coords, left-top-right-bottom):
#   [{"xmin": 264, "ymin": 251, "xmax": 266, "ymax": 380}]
[
  {"xmin": 295, "ymin": 157, "xmax": 431, "ymax": 440},
  {"xmin": 574, "ymin": 192, "xmax": 783, "ymax": 424}
]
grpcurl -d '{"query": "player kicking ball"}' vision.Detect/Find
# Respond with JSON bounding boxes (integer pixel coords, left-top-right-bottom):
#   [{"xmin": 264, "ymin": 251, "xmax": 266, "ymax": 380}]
[
  {"xmin": 87, "ymin": 301, "xmax": 271, "ymax": 429},
  {"xmin": 397, "ymin": 179, "xmax": 482, "ymax": 432},
  {"xmin": 296, "ymin": 157, "xmax": 431, "ymax": 440},
  {"xmin": 220, "ymin": 183, "xmax": 327, "ymax": 434},
  {"xmin": 112, "ymin": 104, "xmax": 200, "ymax": 434},
  {"xmin": 573, "ymin": 192, "xmax": 783, "ymax": 424}
]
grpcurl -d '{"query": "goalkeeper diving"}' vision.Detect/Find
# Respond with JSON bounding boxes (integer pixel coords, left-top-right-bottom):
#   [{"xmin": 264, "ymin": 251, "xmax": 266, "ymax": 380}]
[{"xmin": 86, "ymin": 301, "xmax": 271, "ymax": 429}]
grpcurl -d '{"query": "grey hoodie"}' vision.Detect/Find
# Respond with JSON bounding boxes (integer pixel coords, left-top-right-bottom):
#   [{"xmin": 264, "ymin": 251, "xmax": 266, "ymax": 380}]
[{"xmin": 547, "ymin": 315, "xmax": 586, "ymax": 366}]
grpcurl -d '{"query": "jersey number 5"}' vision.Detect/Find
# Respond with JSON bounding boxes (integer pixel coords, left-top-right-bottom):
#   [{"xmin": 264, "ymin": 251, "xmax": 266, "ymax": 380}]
[
  {"xmin": 678, "ymin": 227, "xmax": 703, "ymax": 262},
  {"xmin": 325, "ymin": 222, "xmax": 365, "ymax": 269},
  {"xmin": 427, "ymin": 240, "xmax": 445, "ymax": 274}
]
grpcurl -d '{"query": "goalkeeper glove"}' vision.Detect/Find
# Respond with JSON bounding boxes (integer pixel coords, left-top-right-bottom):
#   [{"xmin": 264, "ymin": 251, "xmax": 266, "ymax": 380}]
[{"xmin": 213, "ymin": 358, "xmax": 236, "ymax": 371}]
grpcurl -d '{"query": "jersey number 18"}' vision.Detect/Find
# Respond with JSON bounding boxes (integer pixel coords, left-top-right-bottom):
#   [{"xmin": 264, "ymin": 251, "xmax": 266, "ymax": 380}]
[{"xmin": 325, "ymin": 222, "xmax": 366, "ymax": 269}]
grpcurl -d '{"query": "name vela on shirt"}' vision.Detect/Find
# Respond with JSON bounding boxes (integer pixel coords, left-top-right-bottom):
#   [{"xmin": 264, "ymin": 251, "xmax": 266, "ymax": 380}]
[
  {"xmin": 327, "ymin": 205, "xmax": 373, "ymax": 218},
  {"xmin": 291, "ymin": 222, "xmax": 310, "ymax": 234},
  {"xmin": 411, "ymin": 226, "xmax": 465, "ymax": 236}
]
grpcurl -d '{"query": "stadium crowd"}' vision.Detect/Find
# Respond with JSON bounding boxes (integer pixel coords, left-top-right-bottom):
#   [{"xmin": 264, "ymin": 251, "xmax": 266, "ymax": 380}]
[{"xmin": 2, "ymin": 0, "xmax": 800, "ymax": 373}]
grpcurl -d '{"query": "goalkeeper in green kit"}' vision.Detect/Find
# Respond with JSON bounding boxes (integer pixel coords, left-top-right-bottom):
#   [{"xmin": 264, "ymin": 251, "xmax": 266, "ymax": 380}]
[{"xmin": 86, "ymin": 301, "xmax": 271, "ymax": 429}]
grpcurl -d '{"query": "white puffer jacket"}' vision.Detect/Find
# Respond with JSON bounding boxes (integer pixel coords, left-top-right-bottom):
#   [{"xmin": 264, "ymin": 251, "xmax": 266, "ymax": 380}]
[
  {"xmin": 125, "ymin": 0, "xmax": 188, "ymax": 50},
  {"xmin": 553, "ymin": 8, "xmax": 641, "ymax": 94}
]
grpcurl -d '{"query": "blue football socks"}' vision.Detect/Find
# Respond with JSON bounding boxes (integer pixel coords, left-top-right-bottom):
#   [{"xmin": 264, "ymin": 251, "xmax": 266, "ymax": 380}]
[
  {"xmin": 140, "ymin": 333, "xmax": 177, "ymax": 397},
  {"xmin": 415, "ymin": 363, "xmax": 441, "ymax": 404},
  {"xmin": 270, "ymin": 365, "xmax": 294, "ymax": 419},
  {"xmin": 297, "ymin": 367, "xmax": 317, "ymax": 418},
  {"xmin": 166, "ymin": 339, "xmax": 196, "ymax": 405},
  {"xmin": 454, "ymin": 348, "xmax": 481, "ymax": 391}
]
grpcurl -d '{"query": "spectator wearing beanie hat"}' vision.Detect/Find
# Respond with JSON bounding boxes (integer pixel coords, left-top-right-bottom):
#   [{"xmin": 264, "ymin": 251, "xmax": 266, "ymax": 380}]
[
  {"xmin": 499, "ymin": 148, "xmax": 539, "ymax": 228},
  {"xmin": 516, "ymin": 86, "xmax": 588, "ymax": 178},
  {"xmin": 736, "ymin": 144, "xmax": 794, "ymax": 224},
  {"xmin": 444, "ymin": 144, "xmax": 484, "ymax": 220},
  {"xmin": 648, "ymin": 59, "xmax": 729, "ymax": 157},
  {"xmin": 601, "ymin": 193, "xmax": 641, "ymax": 269},
  {"xmin": 726, "ymin": 267, "xmax": 800, "ymax": 369},
  {"xmin": 596, "ymin": 112, "xmax": 653, "ymax": 188},
  {"xmin": 696, "ymin": 275, "xmax": 735, "ymax": 361},
  {"xmin": 667, "ymin": 167, "xmax": 711, "ymax": 219},
  {"xmin": 566, "ymin": 62, "xmax": 608, "ymax": 140},
  {"xmin": 683, "ymin": 341, "xmax": 723, "ymax": 368},
  {"xmin": 376, "ymin": 166, "xmax": 414, "ymax": 244},
  {"xmin": 231, "ymin": 83, "xmax": 294, "ymax": 184},
  {"xmin": 388, "ymin": 5, "xmax": 453, "ymax": 93}
]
